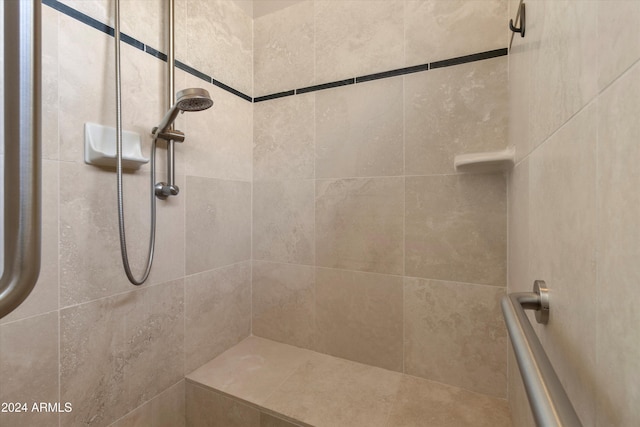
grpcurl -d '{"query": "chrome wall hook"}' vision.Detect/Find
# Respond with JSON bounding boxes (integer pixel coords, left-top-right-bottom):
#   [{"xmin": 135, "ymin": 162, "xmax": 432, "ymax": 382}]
[{"xmin": 509, "ymin": 2, "xmax": 526, "ymax": 38}]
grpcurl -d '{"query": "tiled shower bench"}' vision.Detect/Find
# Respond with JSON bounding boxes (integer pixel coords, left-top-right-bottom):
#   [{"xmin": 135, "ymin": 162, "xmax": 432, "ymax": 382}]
[{"xmin": 185, "ymin": 337, "xmax": 512, "ymax": 427}]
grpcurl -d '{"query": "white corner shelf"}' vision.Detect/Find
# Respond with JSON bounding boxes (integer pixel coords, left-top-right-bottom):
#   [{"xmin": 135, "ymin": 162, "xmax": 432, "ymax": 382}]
[
  {"xmin": 84, "ymin": 122, "xmax": 149, "ymax": 170},
  {"xmin": 454, "ymin": 147, "xmax": 515, "ymax": 173}
]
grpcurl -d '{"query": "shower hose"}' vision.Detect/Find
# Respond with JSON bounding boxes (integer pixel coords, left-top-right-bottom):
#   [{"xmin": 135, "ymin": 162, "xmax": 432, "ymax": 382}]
[{"xmin": 114, "ymin": 0, "xmax": 157, "ymax": 285}]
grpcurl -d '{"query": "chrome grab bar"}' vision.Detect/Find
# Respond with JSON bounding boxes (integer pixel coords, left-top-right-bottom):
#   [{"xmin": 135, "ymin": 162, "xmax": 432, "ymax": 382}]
[
  {"xmin": 502, "ymin": 281, "xmax": 582, "ymax": 427},
  {"xmin": 0, "ymin": 0, "xmax": 42, "ymax": 319}
]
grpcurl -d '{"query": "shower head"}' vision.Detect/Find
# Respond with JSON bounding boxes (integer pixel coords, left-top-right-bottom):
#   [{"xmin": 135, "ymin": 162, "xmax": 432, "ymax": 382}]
[
  {"xmin": 175, "ymin": 88, "xmax": 214, "ymax": 112},
  {"xmin": 154, "ymin": 87, "xmax": 213, "ymax": 136}
]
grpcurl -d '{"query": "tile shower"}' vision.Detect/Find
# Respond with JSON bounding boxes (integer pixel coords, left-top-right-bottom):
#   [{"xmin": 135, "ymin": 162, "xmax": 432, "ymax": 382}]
[{"xmin": 0, "ymin": 1, "xmax": 638, "ymax": 427}]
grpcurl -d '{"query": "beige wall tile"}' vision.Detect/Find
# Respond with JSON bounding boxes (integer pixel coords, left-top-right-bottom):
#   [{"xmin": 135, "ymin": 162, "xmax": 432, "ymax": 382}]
[
  {"xmin": 150, "ymin": 380, "xmax": 186, "ymax": 427},
  {"xmin": 316, "ymin": 177, "xmax": 404, "ymax": 275},
  {"xmin": 405, "ymin": 57, "xmax": 508, "ymax": 175},
  {"xmin": 58, "ymin": 0, "xmax": 166, "ymax": 51},
  {"xmin": 315, "ymin": 267, "xmax": 403, "ymax": 372},
  {"xmin": 58, "ymin": 14, "xmax": 166, "ymax": 166},
  {"xmin": 314, "ymin": 0, "xmax": 404, "ymax": 83},
  {"xmin": 404, "ymin": 278, "xmax": 507, "ymax": 398},
  {"xmin": 260, "ymin": 413, "xmax": 303, "ymax": 427},
  {"xmin": 186, "ymin": 0, "xmax": 253, "ymax": 96},
  {"xmin": 182, "ymin": 74, "xmax": 253, "ymax": 182},
  {"xmin": 59, "ymin": 163, "xmax": 185, "ymax": 306},
  {"xmin": 184, "ymin": 262, "xmax": 252, "ymax": 373},
  {"xmin": 264, "ymin": 352, "xmax": 402, "ymax": 427},
  {"xmin": 60, "ymin": 280, "xmax": 184, "ymax": 426},
  {"xmin": 186, "ymin": 383, "xmax": 260, "ymax": 427},
  {"xmin": 42, "ymin": 5, "xmax": 59, "ymax": 160},
  {"xmin": 315, "ymin": 78, "xmax": 404, "ymax": 179},
  {"xmin": 529, "ymin": 104, "xmax": 597, "ymax": 426},
  {"xmin": 0, "ymin": 312, "xmax": 59, "ymax": 427},
  {"xmin": 185, "ymin": 176, "xmax": 251, "ymax": 274},
  {"xmin": 111, "ymin": 380, "xmax": 186, "ymax": 427},
  {"xmin": 254, "ymin": 93, "xmax": 315, "ymax": 180},
  {"xmin": 252, "ymin": 261, "xmax": 316, "ymax": 349},
  {"xmin": 253, "ymin": 0, "xmax": 305, "ymax": 19},
  {"xmin": 186, "ymin": 336, "xmax": 314, "ymax": 405},
  {"xmin": 254, "ymin": 1, "xmax": 314, "ymax": 97},
  {"xmin": 405, "ymin": 174, "xmax": 507, "ymax": 286},
  {"xmin": 527, "ymin": 0, "xmax": 598, "ymax": 148},
  {"xmin": 596, "ymin": 61, "xmax": 640, "ymax": 427},
  {"xmin": 387, "ymin": 375, "xmax": 512, "ymax": 427},
  {"xmin": 253, "ymin": 180, "xmax": 315, "ymax": 264},
  {"xmin": 405, "ymin": 0, "xmax": 507, "ymax": 65},
  {"xmin": 597, "ymin": 1, "xmax": 640, "ymax": 90},
  {"xmin": 508, "ymin": 159, "xmax": 530, "ymax": 294},
  {"xmin": 508, "ymin": 27, "xmax": 532, "ymax": 163},
  {"xmin": 1, "ymin": 161, "xmax": 58, "ymax": 323}
]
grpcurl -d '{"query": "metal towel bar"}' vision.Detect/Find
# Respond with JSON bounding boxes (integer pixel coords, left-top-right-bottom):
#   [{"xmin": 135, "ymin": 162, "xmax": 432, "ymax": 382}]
[
  {"xmin": 502, "ymin": 280, "xmax": 582, "ymax": 427},
  {"xmin": 0, "ymin": 0, "xmax": 42, "ymax": 319}
]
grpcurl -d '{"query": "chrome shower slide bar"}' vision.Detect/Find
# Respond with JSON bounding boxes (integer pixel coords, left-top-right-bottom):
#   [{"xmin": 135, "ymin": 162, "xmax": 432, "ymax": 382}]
[
  {"xmin": 502, "ymin": 281, "xmax": 582, "ymax": 427},
  {"xmin": 0, "ymin": 0, "xmax": 42, "ymax": 319}
]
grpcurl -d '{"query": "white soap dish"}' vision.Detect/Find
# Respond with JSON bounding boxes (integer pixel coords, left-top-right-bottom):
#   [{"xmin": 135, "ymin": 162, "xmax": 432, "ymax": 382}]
[
  {"xmin": 84, "ymin": 122, "xmax": 149, "ymax": 169},
  {"xmin": 454, "ymin": 147, "xmax": 515, "ymax": 173}
]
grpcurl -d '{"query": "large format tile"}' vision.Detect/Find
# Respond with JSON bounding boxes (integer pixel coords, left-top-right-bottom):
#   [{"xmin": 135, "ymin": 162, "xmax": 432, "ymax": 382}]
[
  {"xmin": 253, "ymin": 1, "xmax": 314, "ymax": 97},
  {"xmin": 110, "ymin": 381, "xmax": 186, "ymax": 427},
  {"xmin": 314, "ymin": 0, "xmax": 404, "ymax": 83},
  {"xmin": 60, "ymin": 280, "xmax": 184, "ymax": 426},
  {"xmin": 254, "ymin": 93, "xmax": 315, "ymax": 181},
  {"xmin": 186, "ymin": 383, "xmax": 260, "ymax": 427},
  {"xmin": 315, "ymin": 268, "xmax": 403, "ymax": 372},
  {"xmin": 186, "ymin": 0, "xmax": 253, "ymax": 95},
  {"xmin": 59, "ymin": 163, "xmax": 185, "ymax": 306},
  {"xmin": 0, "ymin": 312, "xmax": 59, "ymax": 427},
  {"xmin": 597, "ymin": 1, "xmax": 640, "ymax": 90},
  {"xmin": 527, "ymin": 0, "xmax": 597, "ymax": 148},
  {"xmin": 404, "ymin": 278, "xmax": 507, "ymax": 398},
  {"xmin": 405, "ymin": 0, "xmax": 507, "ymax": 65},
  {"xmin": 185, "ymin": 176, "xmax": 251, "ymax": 274},
  {"xmin": 252, "ymin": 261, "xmax": 316, "ymax": 349},
  {"xmin": 187, "ymin": 336, "xmax": 314, "ymax": 405},
  {"xmin": 529, "ymin": 104, "xmax": 597, "ymax": 426},
  {"xmin": 182, "ymin": 74, "xmax": 253, "ymax": 182},
  {"xmin": 42, "ymin": 5, "xmax": 59, "ymax": 160},
  {"xmin": 184, "ymin": 262, "xmax": 252, "ymax": 373},
  {"xmin": 58, "ymin": 14, "xmax": 165, "ymax": 166},
  {"xmin": 253, "ymin": 180, "xmax": 315, "ymax": 264},
  {"xmin": 405, "ymin": 56, "xmax": 508, "ymax": 175},
  {"xmin": 264, "ymin": 352, "xmax": 402, "ymax": 427},
  {"xmin": 596, "ymin": 61, "xmax": 640, "ymax": 427},
  {"xmin": 387, "ymin": 375, "xmax": 512, "ymax": 427},
  {"xmin": 316, "ymin": 177, "xmax": 404, "ymax": 275},
  {"xmin": 405, "ymin": 174, "xmax": 507, "ymax": 286},
  {"xmin": 315, "ymin": 78, "xmax": 403, "ymax": 179}
]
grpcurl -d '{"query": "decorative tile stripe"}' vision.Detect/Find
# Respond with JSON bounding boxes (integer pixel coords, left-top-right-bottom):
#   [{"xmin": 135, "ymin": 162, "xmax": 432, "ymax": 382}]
[
  {"xmin": 355, "ymin": 63, "xmax": 429, "ymax": 83},
  {"xmin": 429, "ymin": 48, "xmax": 508, "ymax": 70},
  {"xmin": 259, "ymin": 48, "xmax": 507, "ymax": 101},
  {"xmin": 43, "ymin": 0, "xmax": 508, "ymax": 104},
  {"xmin": 296, "ymin": 79, "xmax": 355, "ymax": 95},
  {"xmin": 253, "ymin": 90, "xmax": 296, "ymax": 103},
  {"xmin": 42, "ymin": 0, "xmax": 253, "ymax": 102},
  {"xmin": 175, "ymin": 60, "xmax": 213, "ymax": 84}
]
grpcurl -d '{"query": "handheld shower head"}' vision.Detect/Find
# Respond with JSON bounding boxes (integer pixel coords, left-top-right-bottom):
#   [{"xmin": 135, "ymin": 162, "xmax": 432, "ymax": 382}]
[{"xmin": 154, "ymin": 87, "xmax": 213, "ymax": 136}]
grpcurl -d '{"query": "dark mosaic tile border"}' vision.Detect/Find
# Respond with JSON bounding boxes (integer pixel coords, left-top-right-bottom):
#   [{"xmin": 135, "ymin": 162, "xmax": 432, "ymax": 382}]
[
  {"xmin": 254, "ymin": 48, "xmax": 507, "ymax": 102},
  {"xmin": 42, "ymin": 0, "xmax": 252, "ymax": 101},
  {"xmin": 43, "ymin": 0, "xmax": 507, "ymax": 105}
]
